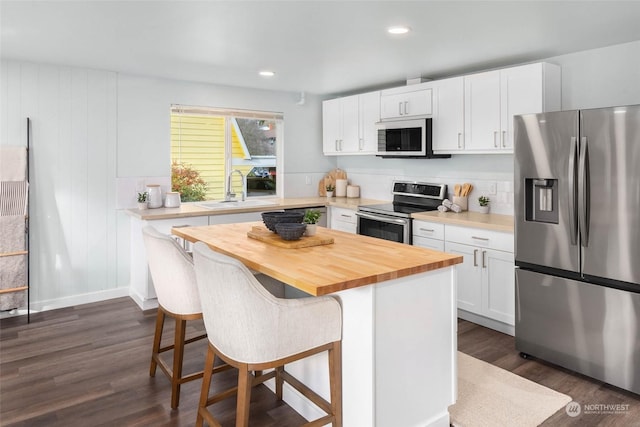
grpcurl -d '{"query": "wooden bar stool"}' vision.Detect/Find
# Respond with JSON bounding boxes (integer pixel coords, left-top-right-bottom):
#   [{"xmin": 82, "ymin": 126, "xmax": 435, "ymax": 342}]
[
  {"xmin": 192, "ymin": 242, "xmax": 343, "ymax": 427},
  {"xmin": 142, "ymin": 226, "xmax": 229, "ymax": 409}
]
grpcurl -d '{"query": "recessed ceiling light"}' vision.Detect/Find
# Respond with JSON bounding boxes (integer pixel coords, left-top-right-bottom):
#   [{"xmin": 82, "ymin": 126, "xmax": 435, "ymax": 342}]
[
  {"xmin": 387, "ymin": 26, "xmax": 411, "ymax": 35},
  {"xmin": 259, "ymin": 70, "xmax": 275, "ymax": 77}
]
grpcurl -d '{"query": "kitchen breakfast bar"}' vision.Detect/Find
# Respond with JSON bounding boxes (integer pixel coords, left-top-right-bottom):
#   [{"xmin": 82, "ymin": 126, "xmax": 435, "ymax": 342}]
[{"xmin": 173, "ymin": 222, "xmax": 463, "ymax": 427}]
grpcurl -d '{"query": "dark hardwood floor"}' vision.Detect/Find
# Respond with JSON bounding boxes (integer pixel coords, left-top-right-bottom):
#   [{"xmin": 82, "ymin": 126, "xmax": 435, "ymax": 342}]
[{"xmin": 1, "ymin": 297, "xmax": 638, "ymax": 426}]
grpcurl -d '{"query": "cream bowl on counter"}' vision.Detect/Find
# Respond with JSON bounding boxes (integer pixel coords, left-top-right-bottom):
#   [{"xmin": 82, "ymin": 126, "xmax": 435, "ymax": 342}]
[{"xmin": 164, "ymin": 192, "xmax": 181, "ymax": 208}]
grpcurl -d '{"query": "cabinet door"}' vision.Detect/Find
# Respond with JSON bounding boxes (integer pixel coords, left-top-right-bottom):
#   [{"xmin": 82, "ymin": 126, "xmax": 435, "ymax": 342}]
[
  {"xmin": 413, "ymin": 235, "xmax": 444, "ymax": 252},
  {"xmin": 380, "ymin": 89, "xmax": 432, "ymax": 120},
  {"xmin": 445, "ymin": 241, "xmax": 482, "ymax": 314},
  {"xmin": 464, "ymin": 71, "xmax": 501, "ymax": 151},
  {"xmin": 432, "ymin": 77, "xmax": 464, "ymax": 152},
  {"xmin": 358, "ymin": 91, "xmax": 380, "ymax": 153},
  {"xmin": 340, "ymin": 95, "xmax": 360, "ymax": 152},
  {"xmin": 500, "ymin": 63, "xmax": 543, "ymax": 151},
  {"xmin": 482, "ymin": 248, "xmax": 515, "ymax": 325},
  {"xmin": 329, "ymin": 207, "xmax": 357, "ymax": 234},
  {"xmin": 322, "ymin": 98, "xmax": 342, "ymax": 155}
]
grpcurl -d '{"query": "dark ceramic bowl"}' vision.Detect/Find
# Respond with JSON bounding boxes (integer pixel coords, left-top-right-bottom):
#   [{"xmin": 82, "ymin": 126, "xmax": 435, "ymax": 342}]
[
  {"xmin": 261, "ymin": 211, "xmax": 304, "ymax": 233},
  {"xmin": 275, "ymin": 223, "xmax": 307, "ymax": 241}
]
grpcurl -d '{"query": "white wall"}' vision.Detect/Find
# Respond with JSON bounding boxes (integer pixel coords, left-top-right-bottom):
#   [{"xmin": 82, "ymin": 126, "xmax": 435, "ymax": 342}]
[
  {"xmin": 0, "ymin": 61, "xmax": 125, "ymax": 312},
  {"xmin": 337, "ymin": 40, "xmax": 640, "ymax": 214}
]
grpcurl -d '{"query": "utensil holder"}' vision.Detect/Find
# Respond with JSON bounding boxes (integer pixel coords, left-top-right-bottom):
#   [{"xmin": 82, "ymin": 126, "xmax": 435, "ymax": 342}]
[{"xmin": 453, "ymin": 196, "xmax": 468, "ymax": 211}]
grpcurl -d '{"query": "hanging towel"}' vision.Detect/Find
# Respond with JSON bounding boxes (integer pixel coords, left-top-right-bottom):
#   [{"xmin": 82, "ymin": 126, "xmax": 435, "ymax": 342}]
[
  {"xmin": 0, "ymin": 215, "xmax": 27, "ymax": 311},
  {"xmin": 1, "ymin": 181, "xmax": 29, "ymax": 216},
  {"xmin": 0, "ymin": 146, "xmax": 27, "ymax": 181}
]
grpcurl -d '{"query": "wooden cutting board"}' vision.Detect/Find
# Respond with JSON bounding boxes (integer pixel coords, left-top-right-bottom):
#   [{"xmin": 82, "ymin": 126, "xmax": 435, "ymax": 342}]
[
  {"xmin": 247, "ymin": 226, "xmax": 335, "ymax": 248},
  {"xmin": 318, "ymin": 168, "xmax": 348, "ymax": 196}
]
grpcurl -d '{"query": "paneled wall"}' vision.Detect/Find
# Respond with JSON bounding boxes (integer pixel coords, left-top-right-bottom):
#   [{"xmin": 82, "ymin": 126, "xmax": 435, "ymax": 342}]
[{"xmin": 0, "ymin": 61, "xmax": 125, "ymax": 311}]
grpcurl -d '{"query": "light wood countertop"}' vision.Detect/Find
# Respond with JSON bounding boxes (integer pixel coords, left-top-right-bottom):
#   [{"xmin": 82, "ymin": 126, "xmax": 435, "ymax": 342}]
[
  {"xmin": 173, "ymin": 222, "xmax": 462, "ymax": 296},
  {"xmin": 125, "ymin": 197, "xmax": 387, "ymax": 220},
  {"xmin": 411, "ymin": 211, "xmax": 514, "ymax": 233}
]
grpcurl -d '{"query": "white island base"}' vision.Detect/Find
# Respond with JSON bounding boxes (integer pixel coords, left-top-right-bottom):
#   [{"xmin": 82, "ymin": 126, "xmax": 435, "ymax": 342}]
[{"xmin": 268, "ymin": 266, "xmax": 457, "ymax": 427}]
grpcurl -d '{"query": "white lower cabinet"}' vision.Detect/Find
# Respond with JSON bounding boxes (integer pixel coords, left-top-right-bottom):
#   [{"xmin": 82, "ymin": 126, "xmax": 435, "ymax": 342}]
[
  {"xmin": 329, "ymin": 206, "xmax": 357, "ymax": 234},
  {"xmin": 412, "ymin": 220, "xmax": 445, "ymax": 251},
  {"xmin": 414, "ymin": 220, "xmax": 515, "ymax": 334}
]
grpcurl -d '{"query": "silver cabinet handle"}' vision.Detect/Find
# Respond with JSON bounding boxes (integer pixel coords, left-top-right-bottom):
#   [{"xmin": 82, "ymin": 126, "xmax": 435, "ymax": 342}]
[
  {"xmin": 482, "ymin": 250, "xmax": 487, "ymax": 268},
  {"xmin": 359, "ymin": 138, "xmax": 363, "ymax": 150},
  {"xmin": 340, "ymin": 214, "xmax": 352, "ymax": 218},
  {"xmin": 457, "ymin": 132, "xmax": 463, "ymax": 149},
  {"xmin": 471, "ymin": 236, "xmax": 489, "ymax": 241},
  {"xmin": 399, "ymin": 102, "xmax": 403, "ymax": 116},
  {"xmin": 502, "ymin": 130, "xmax": 506, "ymax": 148},
  {"xmin": 404, "ymin": 101, "xmax": 409, "ymax": 115},
  {"xmin": 419, "ymin": 228, "xmax": 435, "ymax": 232},
  {"xmin": 493, "ymin": 131, "xmax": 498, "ymax": 148},
  {"xmin": 473, "ymin": 249, "xmax": 478, "ymax": 267}
]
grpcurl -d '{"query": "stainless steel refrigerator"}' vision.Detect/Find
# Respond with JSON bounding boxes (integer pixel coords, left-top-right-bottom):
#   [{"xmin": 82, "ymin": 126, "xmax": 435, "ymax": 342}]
[{"xmin": 514, "ymin": 105, "xmax": 640, "ymax": 395}]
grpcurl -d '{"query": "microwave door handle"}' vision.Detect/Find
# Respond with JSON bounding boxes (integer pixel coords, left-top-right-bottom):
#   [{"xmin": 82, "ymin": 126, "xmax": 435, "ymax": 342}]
[
  {"xmin": 355, "ymin": 211, "xmax": 409, "ymax": 226},
  {"xmin": 568, "ymin": 136, "xmax": 578, "ymax": 245}
]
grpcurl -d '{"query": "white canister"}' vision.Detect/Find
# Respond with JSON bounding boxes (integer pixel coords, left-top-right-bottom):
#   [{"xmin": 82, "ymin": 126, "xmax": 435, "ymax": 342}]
[
  {"xmin": 164, "ymin": 192, "xmax": 181, "ymax": 208},
  {"xmin": 346, "ymin": 185, "xmax": 360, "ymax": 198},
  {"xmin": 146, "ymin": 185, "xmax": 163, "ymax": 209},
  {"xmin": 335, "ymin": 179, "xmax": 348, "ymax": 197}
]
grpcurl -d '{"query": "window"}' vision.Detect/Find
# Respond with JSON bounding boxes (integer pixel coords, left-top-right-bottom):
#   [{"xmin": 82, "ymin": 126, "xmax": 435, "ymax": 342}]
[{"xmin": 170, "ymin": 105, "xmax": 282, "ymax": 201}]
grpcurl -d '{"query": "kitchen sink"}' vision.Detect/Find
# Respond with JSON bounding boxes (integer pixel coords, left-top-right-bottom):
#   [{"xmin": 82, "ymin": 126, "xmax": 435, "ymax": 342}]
[{"xmin": 196, "ymin": 199, "xmax": 278, "ymax": 210}]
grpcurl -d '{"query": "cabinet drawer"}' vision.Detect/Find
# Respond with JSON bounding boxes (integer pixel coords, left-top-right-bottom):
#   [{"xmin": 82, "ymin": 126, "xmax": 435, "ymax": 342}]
[
  {"xmin": 331, "ymin": 207, "xmax": 357, "ymax": 224},
  {"xmin": 446, "ymin": 225, "xmax": 513, "ymax": 253},
  {"xmin": 413, "ymin": 235, "xmax": 445, "ymax": 252},
  {"xmin": 413, "ymin": 220, "xmax": 445, "ymax": 240}
]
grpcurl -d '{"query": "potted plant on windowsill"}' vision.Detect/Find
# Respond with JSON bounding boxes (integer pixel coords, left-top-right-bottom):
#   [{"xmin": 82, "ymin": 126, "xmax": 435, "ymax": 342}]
[
  {"xmin": 478, "ymin": 196, "xmax": 490, "ymax": 214},
  {"xmin": 137, "ymin": 192, "xmax": 148, "ymax": 210},
  {"xmin": 303, "ymin": 209, "xmax": 322, "ymax": 236},
  {"xmin": 325, "ymin": 184, "xmax": 335, "ymax": 198}
]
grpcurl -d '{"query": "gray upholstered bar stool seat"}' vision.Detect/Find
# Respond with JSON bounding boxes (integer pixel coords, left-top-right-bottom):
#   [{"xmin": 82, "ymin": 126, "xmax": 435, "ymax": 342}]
[
  {"xmin": 142, "ymin": 226, "xmax": 229, "ymax": 409},
  {"xmin": 192, "ymin": 242, "xmax": 343, "ymax": 427}
]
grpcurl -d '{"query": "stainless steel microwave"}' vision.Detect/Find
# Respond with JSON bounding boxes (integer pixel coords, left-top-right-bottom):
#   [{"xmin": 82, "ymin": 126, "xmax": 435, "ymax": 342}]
[{"xmin": 376, "ymin": 118, "xmax": 450, "ymax": 158}]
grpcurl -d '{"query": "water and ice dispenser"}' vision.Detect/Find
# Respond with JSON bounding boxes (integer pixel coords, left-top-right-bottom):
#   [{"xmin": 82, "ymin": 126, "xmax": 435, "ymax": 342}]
[{"xmin": 524, "ymin": 178, "xmax": 559, "ymax": 223}]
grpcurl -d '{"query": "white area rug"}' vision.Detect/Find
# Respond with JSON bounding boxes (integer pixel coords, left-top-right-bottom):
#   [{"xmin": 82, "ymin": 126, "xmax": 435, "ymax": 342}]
[{"xmin": 449, "ymin": 352, "xmax": 572, "ymax": 427}]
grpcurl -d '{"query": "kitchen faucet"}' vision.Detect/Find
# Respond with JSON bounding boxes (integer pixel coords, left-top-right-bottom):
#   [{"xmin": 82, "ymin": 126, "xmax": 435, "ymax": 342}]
[{"xmin": 226, "ymin": 169, "xmax": 246, "ymax": 201}]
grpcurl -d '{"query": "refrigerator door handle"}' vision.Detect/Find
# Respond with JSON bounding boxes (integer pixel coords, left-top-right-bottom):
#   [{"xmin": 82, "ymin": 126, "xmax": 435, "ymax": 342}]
[
  {"xmin": 568, "ymin": 136, "xmax": 578, "ymax": 245},
  {"xmin": 578, "ymin": 136, "xmax": 590, "ymax": 247}
]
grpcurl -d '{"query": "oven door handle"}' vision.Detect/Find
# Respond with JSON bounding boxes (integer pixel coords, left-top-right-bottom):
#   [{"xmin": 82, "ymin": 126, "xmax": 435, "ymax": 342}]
[{"xmin": 355, "ymin": 211, "xmax": 410, "ymax": 226}]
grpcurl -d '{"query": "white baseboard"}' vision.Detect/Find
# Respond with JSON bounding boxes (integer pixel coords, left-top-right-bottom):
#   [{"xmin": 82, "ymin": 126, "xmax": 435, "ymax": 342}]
[
  {"xmin": 32, "ymin": 287, "xmax": 131, "ymax": 312},
  {"xmin": 0, "ymin": 287, "xmax": 131, "ymax": 319},
  {"xmin": 458, "ymin": 309, "xmax": 515, "ymax": 336},
  {"xmin": 128, "ymin": 289, "xmax": 158, "ymax": 311}
]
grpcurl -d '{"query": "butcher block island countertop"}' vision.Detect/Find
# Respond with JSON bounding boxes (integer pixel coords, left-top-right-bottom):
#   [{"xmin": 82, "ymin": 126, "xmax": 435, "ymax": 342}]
[{"xmin": 173, "ymin": 221, "xmax": 462, "ymax": 296}]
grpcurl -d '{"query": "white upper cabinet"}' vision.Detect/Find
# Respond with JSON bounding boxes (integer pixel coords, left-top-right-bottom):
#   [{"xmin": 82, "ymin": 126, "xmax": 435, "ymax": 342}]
[
  {"xmin": 324, "ymin": 62, "xmax": 560, "ymax": 156},
  {"xmin": 431, "ymin": 77, "xmax": 465, "ymax": 153},
  {"xmin": 358, "ymin": 91, "xmax": 381, "ymax": 154},
  {"xmin": 322, "ymin": 91, "xmax": 380, "ymax": 155},
  {"xmin": 380, "ymin": 85, "xmax": 433, "ymax": 120},
  {"xmin": 463, "ymin": 62, "xmax": 561, "ymax": 153}
]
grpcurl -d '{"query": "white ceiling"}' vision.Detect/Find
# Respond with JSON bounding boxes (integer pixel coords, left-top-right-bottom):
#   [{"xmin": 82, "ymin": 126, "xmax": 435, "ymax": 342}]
[{"xmin": 2, "ymin": 1, "xmax": 640, "ymax": 96}]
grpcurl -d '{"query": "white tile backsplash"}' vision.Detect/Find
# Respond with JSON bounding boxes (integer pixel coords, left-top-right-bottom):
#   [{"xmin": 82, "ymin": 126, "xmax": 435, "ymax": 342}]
[{"xmin": 344, "ymin": 171, "xmax": 514, "ymax": 215}]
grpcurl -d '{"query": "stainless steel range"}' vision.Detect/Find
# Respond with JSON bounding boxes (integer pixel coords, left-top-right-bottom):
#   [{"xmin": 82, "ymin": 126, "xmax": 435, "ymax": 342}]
[{"xmin": 357, "ymin": 181, "xmax": 447, "ymax": 244}]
